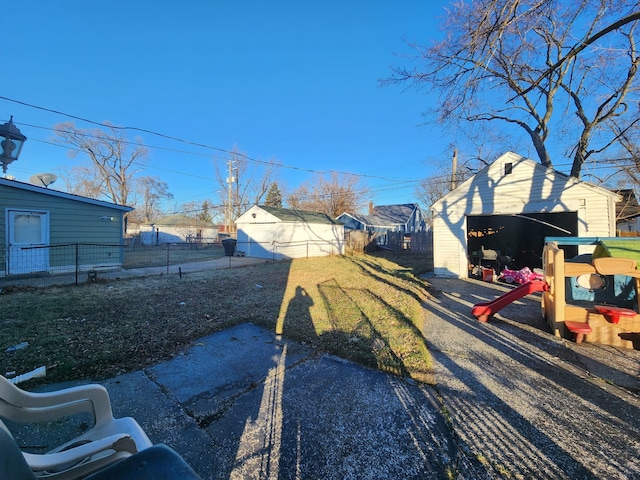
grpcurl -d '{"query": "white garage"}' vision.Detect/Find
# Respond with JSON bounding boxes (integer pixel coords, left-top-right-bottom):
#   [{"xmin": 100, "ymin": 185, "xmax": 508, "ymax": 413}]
[
  {"xmin": 431, "ymin": 152, "xmax": 621, "ymax": 278},
  {"xmin": 236, "ymin": 205, "xmax": 345, "ymax": 260}
]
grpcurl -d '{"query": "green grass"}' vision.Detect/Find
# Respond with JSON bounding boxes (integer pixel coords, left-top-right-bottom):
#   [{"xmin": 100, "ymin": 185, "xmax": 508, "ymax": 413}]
[{"xmin": 0, "ymin": 251, "xmax": 434, "ymax": 385}]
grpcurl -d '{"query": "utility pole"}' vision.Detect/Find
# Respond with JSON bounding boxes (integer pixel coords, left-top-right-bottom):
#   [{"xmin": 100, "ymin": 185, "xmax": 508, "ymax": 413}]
[
  {"xmin": 226, "ymin": 158, "xmax": 236, "ymax": 235},
  {"xmin": 450, "ymin": 147, "xmax": 458, "ymax": 191}
]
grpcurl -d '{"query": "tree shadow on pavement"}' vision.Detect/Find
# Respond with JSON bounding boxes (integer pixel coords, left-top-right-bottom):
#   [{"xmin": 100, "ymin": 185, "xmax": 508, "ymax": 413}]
[{"xmin": 423, "ymin": 278, "xmax": 640, "ymax": 479}]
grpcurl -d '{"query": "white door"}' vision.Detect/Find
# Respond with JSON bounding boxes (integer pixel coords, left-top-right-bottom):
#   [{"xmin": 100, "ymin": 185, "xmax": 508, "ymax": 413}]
[{"xmin": 7, "ymin": 210, "xmax": 49, "ymax": 274}]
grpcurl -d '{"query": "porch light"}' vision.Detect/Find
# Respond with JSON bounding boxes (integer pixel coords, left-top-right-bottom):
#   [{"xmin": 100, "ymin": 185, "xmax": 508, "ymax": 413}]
[{"xmin": 0, "ymin": 116, "xmax": 27, "ymax": 174}]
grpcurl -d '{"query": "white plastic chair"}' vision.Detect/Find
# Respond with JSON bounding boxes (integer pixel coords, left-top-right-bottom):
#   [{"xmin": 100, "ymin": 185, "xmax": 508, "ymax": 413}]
[{"xmin": 0, "ymin": 375, "xmax": 152, "ymax": 479}]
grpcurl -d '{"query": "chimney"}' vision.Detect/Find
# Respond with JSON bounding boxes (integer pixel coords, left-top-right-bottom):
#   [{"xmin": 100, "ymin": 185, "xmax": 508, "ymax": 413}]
[{"xmin": 368, "ymin": 201, "xmax": 374, "ymax": 215}]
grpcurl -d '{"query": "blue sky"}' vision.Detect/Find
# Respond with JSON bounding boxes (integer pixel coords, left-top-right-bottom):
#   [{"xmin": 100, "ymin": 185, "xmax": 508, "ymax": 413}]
[{"xmin": 1, "ymin": 1, "xmax": 452, "ymax": 213}]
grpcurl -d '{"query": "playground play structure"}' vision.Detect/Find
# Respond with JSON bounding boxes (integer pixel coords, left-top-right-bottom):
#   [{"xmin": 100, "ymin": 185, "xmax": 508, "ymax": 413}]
[{"xmin": 472, "ymin": 237, "xmax": 640, "ymax": 349}]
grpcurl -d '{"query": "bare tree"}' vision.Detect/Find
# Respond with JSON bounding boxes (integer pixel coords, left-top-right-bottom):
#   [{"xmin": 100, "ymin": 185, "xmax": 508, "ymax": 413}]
[
  {"xmin": 415, "ymin": 175, "xmax": 447, "ymax": 227},
  {"xmin": 179, "ymin": 200, "xmax": 217, "ymax": 223},
  {"xmin": 287, "ymin": 172, "xmax": 369, "ymax": 218},
  {"xmin": 57, "ymin": 165, "xmax": 103, "ymax": 199},
  {"xmin": 214, "ymin": 147, "xmax": 279, "ymax": 225},
  {"xmin": 416, "ymin": 147, "xmax": 479, "ymax": 226},
  {"xmin": 135, "ymin": 176, "xmax": 173, "ymax": 223},
  {"xmin": 386, "ymin": 0, "xmax": 640, "ymax": 178},
  {"xmin": 54, "ymin": 121, "xmax": 148, "ymax": 206},
  {"xmin": 286, "ymin": 183, "xmax": 310, "ymax": 211}
]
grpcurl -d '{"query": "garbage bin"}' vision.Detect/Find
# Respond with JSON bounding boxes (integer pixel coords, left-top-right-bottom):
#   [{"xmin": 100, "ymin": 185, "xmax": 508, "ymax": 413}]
[{"xmin": 222, "ymin": 238, "xmax": 237, "ymax": 256}]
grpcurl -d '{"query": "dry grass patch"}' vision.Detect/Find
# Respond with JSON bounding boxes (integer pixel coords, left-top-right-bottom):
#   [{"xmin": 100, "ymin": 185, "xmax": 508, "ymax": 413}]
[
  {"xmin": 277, "ymin": 254, "xmax": 432, "ymax": 382},
  {"xmin": 0, "ymin": 252, "xmax": 434, "ymax": 385}
]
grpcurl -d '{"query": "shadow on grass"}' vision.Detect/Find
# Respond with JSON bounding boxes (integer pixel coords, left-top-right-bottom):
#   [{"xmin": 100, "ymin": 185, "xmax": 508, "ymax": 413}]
[{"xmin": 320, "ymin": 277, "xmax": 436, "ymax": 382}]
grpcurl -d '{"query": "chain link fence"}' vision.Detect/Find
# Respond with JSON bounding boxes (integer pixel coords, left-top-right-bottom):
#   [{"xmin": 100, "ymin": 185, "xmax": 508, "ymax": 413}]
[
  {"xmin": 0, "ymin": 242, "xmax": 225, "ymax": 289},
  {"xmin": 0, "ymin": 234, "xmax": 426, "ymax": 289}
]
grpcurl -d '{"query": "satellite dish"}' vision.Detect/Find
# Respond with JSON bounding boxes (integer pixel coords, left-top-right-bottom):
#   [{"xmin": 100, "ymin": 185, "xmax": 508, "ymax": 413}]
[{"xmin": 29, "ymin": 173, "xmax": 57, "ymax": 188}]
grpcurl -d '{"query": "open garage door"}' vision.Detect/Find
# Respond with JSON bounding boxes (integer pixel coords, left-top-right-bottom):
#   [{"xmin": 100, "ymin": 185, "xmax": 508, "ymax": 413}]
[{"xmin": 467, "ymin": 212, "xmax": 578, "ymax": 275}]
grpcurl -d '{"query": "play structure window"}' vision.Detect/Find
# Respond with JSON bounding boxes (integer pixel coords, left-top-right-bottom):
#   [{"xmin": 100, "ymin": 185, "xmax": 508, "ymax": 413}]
[{"xmin": 575, "ymin": 273, "xmax": 606, "ymax": 291}]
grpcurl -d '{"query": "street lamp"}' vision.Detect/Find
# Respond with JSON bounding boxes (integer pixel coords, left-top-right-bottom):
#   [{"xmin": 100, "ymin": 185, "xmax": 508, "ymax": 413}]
[{"xmin": 0, "ymin": 116, "xmax": 27, "ymax": 174}]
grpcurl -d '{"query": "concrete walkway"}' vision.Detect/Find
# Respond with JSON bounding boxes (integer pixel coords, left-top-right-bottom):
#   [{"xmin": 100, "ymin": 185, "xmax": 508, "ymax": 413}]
[
  {"xmin": 32, "ymin": 323, "xmax": 482, "ymax": 479},
  {"xmin": 0, "ymin": 255, "xmax": 269, "ymax": 289}
]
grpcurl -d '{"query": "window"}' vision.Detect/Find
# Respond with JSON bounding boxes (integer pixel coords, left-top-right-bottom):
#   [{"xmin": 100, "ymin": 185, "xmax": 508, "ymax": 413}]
[{"xmin": 504, "ymin": 163, "xmax": 513, "ymax": 175}]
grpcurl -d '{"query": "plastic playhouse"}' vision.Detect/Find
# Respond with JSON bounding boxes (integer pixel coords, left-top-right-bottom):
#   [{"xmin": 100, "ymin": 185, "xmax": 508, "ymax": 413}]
[{"xmin": 472, "ymin": 237, "xmax": 640, "ymax": 349}]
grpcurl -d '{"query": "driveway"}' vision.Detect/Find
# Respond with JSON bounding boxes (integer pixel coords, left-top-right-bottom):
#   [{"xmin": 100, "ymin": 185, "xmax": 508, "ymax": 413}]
[{"xmin": 424, "ymin": 276, "xmax": 640, "ymax": 479}]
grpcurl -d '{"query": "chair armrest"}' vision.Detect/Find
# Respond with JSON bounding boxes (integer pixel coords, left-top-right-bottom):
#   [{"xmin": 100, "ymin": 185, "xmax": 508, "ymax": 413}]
[
  {"xmin": 0, "ymin": 376, "xmax": 114, "ymax": 426},
  {"xmin": 88, "ymin": 417, "xmax": 153, "ymax": 450},
  {"xmin": 22, "ymin": 434, "xmax": 136, "ymax": 472}
]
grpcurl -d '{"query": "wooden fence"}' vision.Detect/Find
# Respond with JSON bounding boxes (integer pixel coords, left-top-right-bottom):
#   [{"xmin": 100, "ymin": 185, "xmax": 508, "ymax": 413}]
[
  {"xmin": 346, "ymin": 230, "xmax": 433, "ymax": 257},
  {"xmin": 387, "ymin": 231, "xmax": 433, "ymax": 255}
]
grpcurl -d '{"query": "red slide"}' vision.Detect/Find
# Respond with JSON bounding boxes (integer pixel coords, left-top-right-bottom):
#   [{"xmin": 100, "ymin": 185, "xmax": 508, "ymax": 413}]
[{"xmin": 472, "ymin": 279, "xmax": 549, "ymax": 322}]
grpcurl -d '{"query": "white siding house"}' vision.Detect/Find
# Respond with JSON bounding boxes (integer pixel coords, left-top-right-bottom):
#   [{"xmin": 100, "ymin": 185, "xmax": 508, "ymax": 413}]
[
  {"xmin": 236, "ymin": 205, "xmax": 345, "ymax": 260},
  {"xmin": 139, "ymin": 214, "xmax": 218, "ymax": 245},
  {"xmin": 431, "ymin": 152, "xmax": 621, "ymax": 278}
]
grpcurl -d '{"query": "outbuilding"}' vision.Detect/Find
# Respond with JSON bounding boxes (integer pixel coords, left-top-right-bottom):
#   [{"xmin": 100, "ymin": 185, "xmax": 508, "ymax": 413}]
[
  {"xmin": 138, "ymin": 214, "xmax": 218, "ymax": 245},
  {"xmin": 431, "ymin": 152, "xmax": 621, "ymax": 278},
  {"xmin": 236, "ymin": 205, "xmax": 345, "ymax": 260},
  {"xmin": 1, "ymin": 178, "xmax": 132, "ymax": 276}
]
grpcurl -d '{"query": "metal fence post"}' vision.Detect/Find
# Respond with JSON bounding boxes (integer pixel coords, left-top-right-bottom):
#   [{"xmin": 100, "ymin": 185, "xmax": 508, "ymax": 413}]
[{"xmin": 75, "ymin": 243, "xmax": 79, "ymax": 285}]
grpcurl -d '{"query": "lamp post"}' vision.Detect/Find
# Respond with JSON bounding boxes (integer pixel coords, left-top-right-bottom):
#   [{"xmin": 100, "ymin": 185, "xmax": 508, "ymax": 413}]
[{"xmin": 0, "ymin": 116, "xmax": 27, "ymax": 174}]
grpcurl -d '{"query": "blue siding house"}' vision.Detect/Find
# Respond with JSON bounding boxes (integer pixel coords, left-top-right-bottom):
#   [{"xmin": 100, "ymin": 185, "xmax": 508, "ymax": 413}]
[
  {"xmin": 1, "ymin": 178, "xmax": 132, "ymax": 276},
  {"xmin": 336, "ymin": 203, "xmax": 426, "ymax": 245}
]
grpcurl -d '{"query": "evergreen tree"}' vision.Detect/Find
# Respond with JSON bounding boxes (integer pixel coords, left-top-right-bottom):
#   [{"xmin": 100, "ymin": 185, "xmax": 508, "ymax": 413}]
[
  {"xmin": 197, "ymin": 200, "xmax": 213, "ymax": 223},
  {"xmin": 265, "ymin": 182, "xmax": 283, "ymax": 208}
]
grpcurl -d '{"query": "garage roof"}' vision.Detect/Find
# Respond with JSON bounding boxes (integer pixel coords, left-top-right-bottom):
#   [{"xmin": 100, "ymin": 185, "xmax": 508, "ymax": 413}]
[{"xmin": 256, "ymin": 206, "xmax": 343, "ymax": 225}]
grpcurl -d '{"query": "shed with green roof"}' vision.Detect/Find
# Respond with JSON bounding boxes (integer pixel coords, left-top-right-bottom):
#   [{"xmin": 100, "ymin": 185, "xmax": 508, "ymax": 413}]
[
  {"xmin": 139, "ymin": 214, "xmax": 218, "ymax": 245},
  {"xmin": 236, "ymin": 205, "xmax": 345, "ymax": 260}
]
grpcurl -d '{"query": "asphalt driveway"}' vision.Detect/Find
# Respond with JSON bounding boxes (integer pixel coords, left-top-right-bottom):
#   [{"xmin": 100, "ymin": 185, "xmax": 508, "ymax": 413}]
[{"xmin": 424, "ymin": 277, "xmax": 640, "ymax": 479}]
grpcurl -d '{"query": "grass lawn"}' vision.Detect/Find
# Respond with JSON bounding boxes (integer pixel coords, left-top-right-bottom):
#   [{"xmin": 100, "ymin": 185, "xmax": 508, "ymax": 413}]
[{"xmin": 0, "ymin": 251, "xmax": 434, "ymax": 385}]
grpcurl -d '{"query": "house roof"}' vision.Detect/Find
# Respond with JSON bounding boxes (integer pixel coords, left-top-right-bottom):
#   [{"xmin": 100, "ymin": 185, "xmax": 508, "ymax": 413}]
[
  {"xmin": 147, "ymin": 214, "xmax": 215, "ymax": 227},
  {"xmin": 338, "ymin": 212, "xmax": 370, "ymax": 225},
  {"xmin": 250, "ymin": 206, "xmax": 343, "ymax": 225},
  {"xmin": 369, "ymin": 204, "xmax": 418, "ymax": 227},
  {"xmin": 0, "ymin": 177, "xmax": 133, "ymax": 212},
  {"xmin": 337, "ymin": 204, "xmax": 419, "ymax": 228}
]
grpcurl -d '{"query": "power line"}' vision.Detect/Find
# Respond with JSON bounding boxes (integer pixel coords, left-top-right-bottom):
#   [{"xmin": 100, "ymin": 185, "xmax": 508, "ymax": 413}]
[
  {"xmin": 1, "ymin": 96, "xmax": 418, "ymax": 184},
  {"xmin": 18, "ymin": 122, "xmax": 425, "ymax": 201}
]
